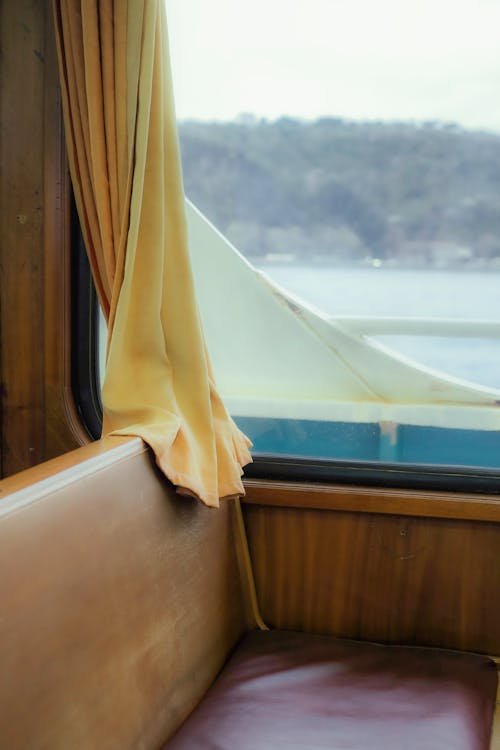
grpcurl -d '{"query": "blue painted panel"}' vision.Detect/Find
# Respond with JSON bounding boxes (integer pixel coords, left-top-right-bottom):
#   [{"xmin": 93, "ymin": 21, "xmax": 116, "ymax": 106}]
[
  {"xmin": 399, "ymin": 424, "xmax": 500, "ymax": 468},
  {"xmin": 234, "ymin": 417, "xmax": 380, "ymax": 460},
  {"xmin": 234, "ymin": 416, "xmax": 500, "ymax": 469}
]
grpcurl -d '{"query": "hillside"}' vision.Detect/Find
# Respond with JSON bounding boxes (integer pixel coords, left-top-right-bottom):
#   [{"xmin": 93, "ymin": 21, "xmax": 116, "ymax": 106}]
[{"xmin": 178, "ymin": 117, "xmax": 500, "ymax": 268}]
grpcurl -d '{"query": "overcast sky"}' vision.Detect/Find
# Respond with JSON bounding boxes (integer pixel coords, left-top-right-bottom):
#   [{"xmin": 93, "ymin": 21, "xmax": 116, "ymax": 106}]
[{"xmin": 166, "ymin": 0, "xmax": 500, "ymax": 133}]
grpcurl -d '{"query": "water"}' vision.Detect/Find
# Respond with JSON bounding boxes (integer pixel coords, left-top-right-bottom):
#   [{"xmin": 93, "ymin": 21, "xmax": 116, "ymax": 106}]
[{"xmin": 256, "ymin": 265, "xmax": 500, "ymax": 390}]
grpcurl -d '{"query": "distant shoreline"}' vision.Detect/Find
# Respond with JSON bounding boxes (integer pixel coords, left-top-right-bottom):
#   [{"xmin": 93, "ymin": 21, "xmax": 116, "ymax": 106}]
[{"xmin": 180, "ymin": 118, "xmax": 500, "ymax": 273}]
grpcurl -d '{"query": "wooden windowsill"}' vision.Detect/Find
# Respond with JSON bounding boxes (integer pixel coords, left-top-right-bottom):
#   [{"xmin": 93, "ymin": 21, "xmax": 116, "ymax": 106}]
[{"xmin": 243, "ymin": 479, "xmax": 500, "ymax": 523}]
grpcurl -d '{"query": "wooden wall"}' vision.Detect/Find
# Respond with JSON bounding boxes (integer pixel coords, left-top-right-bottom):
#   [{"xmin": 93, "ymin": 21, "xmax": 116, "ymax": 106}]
[
  {"xmin": 0, "ymin": 0, "xmax": 84, "ymax": 477},
  {"xmin": 243, "ymin": 481, "xmax": 500, "ymax": 655}
]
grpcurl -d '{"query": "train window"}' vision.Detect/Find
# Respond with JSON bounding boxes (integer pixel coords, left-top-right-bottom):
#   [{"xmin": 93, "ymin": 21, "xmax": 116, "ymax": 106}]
[{"xmin": 87, "ymin": 1, "xmax": 500, "ymax": 490}]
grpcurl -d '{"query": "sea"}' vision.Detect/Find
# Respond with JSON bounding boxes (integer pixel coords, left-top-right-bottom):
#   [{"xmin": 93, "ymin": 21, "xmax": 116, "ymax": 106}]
[{"xmin": 255, "ymin": 265, "xmax": 500, "ymax": 391}]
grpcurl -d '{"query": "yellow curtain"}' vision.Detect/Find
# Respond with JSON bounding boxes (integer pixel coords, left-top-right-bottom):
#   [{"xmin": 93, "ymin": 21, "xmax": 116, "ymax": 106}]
[{"xmin": 53, "ymin": 0, "xmax": 252, "ymax": 507}]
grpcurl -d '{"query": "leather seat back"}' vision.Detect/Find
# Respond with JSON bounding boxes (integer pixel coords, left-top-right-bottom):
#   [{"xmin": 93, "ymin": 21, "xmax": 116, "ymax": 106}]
[{"xmin": 0, "ymin": 437, "xmax": 247, "ymax": 750}]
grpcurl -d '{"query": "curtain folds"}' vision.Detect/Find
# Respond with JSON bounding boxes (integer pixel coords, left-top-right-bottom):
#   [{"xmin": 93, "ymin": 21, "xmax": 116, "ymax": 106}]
[{"xmin": 53, "ymin": 0, "xmax": 252, "ymax": 507}]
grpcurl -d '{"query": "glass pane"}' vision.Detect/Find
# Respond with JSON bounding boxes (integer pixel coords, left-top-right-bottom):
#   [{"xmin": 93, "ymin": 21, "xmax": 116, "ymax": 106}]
[{"xmin": 164, "ymin": 1, "xmax": 500, "ymax": 469}]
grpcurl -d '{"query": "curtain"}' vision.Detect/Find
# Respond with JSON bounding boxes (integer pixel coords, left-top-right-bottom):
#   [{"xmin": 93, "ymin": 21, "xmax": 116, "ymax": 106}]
[{"xmin": 53, "ymin": 0, "xmax": 252, "ymax": 507}]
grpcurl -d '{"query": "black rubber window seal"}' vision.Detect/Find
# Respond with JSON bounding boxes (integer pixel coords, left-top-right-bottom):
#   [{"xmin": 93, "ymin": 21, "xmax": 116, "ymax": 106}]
[
  {"xmin": 71, "ymin": 201, "xmax": 102, "ymax": 441},
  {"xmin": 245, "ymin": 454, "xmax": 500, "ymax": 494}
]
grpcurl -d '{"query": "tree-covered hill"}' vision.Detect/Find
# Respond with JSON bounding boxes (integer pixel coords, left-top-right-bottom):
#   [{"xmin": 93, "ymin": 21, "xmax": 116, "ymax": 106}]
[{"xmin": 178, "ymin": 117, "xmax": 500, "ymax": 268}]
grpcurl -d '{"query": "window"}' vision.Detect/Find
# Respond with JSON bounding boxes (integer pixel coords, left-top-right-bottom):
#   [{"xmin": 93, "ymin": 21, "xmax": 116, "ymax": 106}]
[{"xmin": 86, "ymin": 1, "xmax": 500, "ymax": 489}]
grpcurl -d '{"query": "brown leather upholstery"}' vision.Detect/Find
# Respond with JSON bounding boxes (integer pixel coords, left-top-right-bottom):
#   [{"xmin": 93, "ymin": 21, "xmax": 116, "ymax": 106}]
[
  {"xmin": 0, "ymin": 438, "xmax": 247, "ymax": 750},
  {"xmin": 164, "ymin": 630, "xmax": 498, "ymax": 750}
]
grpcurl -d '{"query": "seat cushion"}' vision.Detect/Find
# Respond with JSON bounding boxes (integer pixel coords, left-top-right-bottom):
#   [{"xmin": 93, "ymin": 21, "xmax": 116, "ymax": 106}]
[{"xmin": 163, "ymin": 630, "xmax": 497, "ymax": 750}]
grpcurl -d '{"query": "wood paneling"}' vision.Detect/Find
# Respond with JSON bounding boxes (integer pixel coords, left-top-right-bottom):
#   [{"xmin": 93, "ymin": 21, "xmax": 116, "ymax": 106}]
[
  {"xmin": 243, "ymin": 497, "xmax": 500, "ymax": 654},
  {"xmin": 0, "ymin": 0, "xmax": 83, "ymax": 477},
  {"xmin": 244, "ymin": 479, "xmax": 500, "ymax": 523},
  {"xmin": 0, "ymin": 0, "xmax": 46, "ymax": 473}
]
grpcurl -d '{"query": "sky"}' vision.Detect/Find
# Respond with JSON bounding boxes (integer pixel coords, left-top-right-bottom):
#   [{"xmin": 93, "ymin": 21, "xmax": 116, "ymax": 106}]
[{"xmin": 166, "ymin": 0, "xmax": 500, "ymax": 133}]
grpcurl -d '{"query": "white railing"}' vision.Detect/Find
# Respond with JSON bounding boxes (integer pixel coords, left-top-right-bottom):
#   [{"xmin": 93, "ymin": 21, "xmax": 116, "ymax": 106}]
[{"xmin": 331, "ymin": 316, "xmax": 500, "ymax": 339}]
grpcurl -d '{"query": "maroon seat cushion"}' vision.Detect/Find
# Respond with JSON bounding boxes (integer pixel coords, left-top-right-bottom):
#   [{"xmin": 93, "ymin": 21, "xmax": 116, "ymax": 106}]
[{"xmin": 163, "ymin": 630, "xmax": 497, "ymax": 750}]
